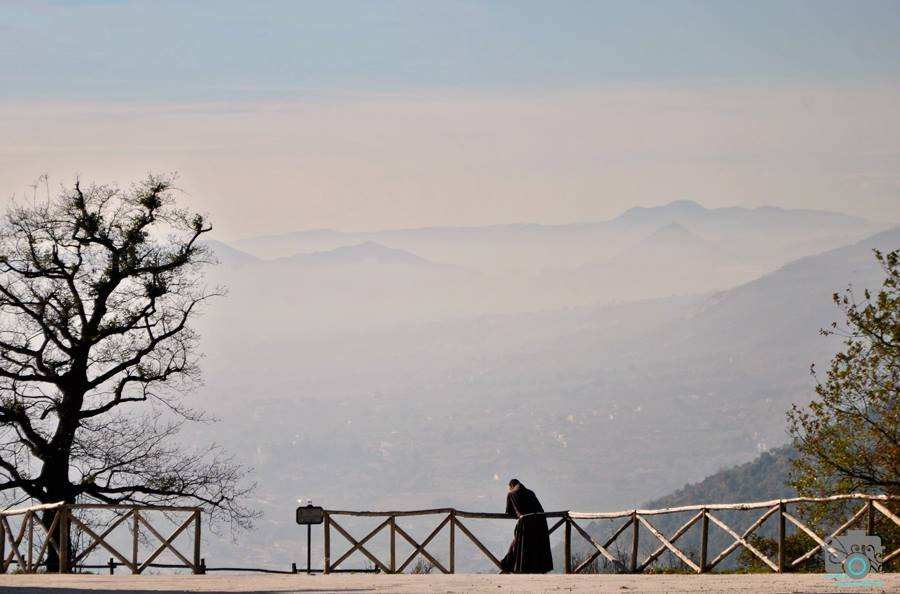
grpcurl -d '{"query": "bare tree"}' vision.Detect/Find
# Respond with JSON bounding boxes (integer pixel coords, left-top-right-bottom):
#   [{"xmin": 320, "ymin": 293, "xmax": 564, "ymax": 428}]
[{"xmin": 0, "ymin": 175, "xmax": 255, "ymax": 569}]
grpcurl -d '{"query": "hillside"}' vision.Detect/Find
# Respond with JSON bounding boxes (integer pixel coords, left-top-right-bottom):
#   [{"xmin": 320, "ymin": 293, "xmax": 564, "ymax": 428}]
[
  {"xmin": 569, "ymin": 446, "xmax": 798, "ymax": 570},
  {"xmin": 642, "ymin": 445, "xmax": 797, "ymax": 509}
]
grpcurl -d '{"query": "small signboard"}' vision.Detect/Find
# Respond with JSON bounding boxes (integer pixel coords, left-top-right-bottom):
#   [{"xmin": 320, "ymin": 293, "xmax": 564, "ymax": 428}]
[{"xmin": 296, "ymin": 504, "xmax": 325, "ymax": 525}]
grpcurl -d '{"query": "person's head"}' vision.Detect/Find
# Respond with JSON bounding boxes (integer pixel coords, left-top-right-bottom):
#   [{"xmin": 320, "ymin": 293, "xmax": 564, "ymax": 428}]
[{"xmin": 508, "ymin": 478, "xmax": 521, "ymax": 491}]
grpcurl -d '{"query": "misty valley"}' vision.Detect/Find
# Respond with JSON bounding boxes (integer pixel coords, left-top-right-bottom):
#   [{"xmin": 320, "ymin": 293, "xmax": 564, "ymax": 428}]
[{"xmin": 186, "ymin": 201, "xmax": 894, "ymax": 568}]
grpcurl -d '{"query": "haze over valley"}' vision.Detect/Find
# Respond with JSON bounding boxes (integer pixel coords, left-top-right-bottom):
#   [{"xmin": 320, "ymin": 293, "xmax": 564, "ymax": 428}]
[{"xmin": 190, "ymin": 202, "xmax": 895, "ymax": 567}]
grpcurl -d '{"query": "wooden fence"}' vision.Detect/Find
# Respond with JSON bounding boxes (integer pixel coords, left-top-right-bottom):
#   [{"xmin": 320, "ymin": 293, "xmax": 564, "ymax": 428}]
[
  {"xmin": 323, "ymin": 494, "xmax": 899, "ymax": 574},
  {"xmin": 2, "ymin": 494, "xmax": 895, "ymax": 575},
  {"xmin": 0, "ymin": 502, "xmax": 203, "ymax": 574}
]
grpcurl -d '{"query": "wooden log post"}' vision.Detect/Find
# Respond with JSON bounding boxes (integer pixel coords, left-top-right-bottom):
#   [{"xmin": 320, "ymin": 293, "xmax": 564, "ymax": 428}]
[
  {"xmin": 389, "ymin": 516, "xmax": 396, "ymax": 574},
  {"xmin": 564, "ymin": 516, "xmax": 572, "ymax": 574},
  {"xmin": 0, "ymin": 512, "xmax": 5, "ymax": 574},
  {"xmin": 58, "ymin": 506, "xmax": 69, "ymax": 574},
  {"xmin": 777, "ymin": 502, "xmax": 786, "ymax": 573},
  {"xmin": 193, "ymin": 510, "xmax": 202, "ymax": 575},
  {"xmin": 866, "ymin": 499, "xmax": 875, "ymax": 535},
  {"xmin": 323, "ymin": 513, "xmax": 331, "ymax": 574},
  {"xmin": 133, "ymin": 509, "xmax": 140, "ymax": 572},
  {"xmin": 449, "ymin": 512, "xmax": 455, "ymax": 574},
  {"xmin": 27, "ymin": 511, "xmax": 33, "ymax": 572},
  {"xmin": 629, "ymin": 512, "xmax": 639, "ymax": 573},
  {"xmin": 699, "ymin": 509, "xmax": 708, "ymax": 573}
]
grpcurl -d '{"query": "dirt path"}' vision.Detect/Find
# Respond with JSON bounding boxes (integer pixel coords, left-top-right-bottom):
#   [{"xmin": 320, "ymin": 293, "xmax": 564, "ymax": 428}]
[{"xmin": 0, "ymin": 573, "xmax": 897, "ymax": 593}]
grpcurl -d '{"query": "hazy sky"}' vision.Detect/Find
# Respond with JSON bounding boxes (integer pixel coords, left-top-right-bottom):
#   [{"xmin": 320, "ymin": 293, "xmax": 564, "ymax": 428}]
[{"xmin": 2, "ymin": 1, "xmax": 899, "ymax": 239}]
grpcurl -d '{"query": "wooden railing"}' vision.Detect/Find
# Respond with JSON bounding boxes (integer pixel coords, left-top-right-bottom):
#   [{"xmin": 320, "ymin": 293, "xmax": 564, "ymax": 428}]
[
  {"xmin": 0, "ymin": 502, "xmax": 203, "ymax": 574},
  {"xmin": 323, "ymin": 494, "xmax": 899, "ymax": 574}
]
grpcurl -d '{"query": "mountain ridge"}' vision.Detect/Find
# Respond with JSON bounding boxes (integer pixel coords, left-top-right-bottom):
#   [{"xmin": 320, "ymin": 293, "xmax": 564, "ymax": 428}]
[
  {"xmin": 234, "ymin": 200, "xmax": 883, "ymax": 245},
  {"xmin": 273, "ymin": 241, "xmax": 439, "ymax": 267}
]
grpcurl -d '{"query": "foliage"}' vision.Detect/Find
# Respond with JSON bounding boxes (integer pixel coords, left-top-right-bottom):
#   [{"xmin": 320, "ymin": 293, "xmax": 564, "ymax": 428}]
[
  {"xmin": 736, "ymin": 532, "xmax": 822, "ymax": 573},
  {"xmin": 568, "ymin": 552, "xmax": 604, "ymax": 574},
  {"xmin": 788, "ymin": 249, "xmax": 899, "ymax": 498},
  {"xmin": 408, "ymin": 558, "xmax": 434, "ymax": 574}
]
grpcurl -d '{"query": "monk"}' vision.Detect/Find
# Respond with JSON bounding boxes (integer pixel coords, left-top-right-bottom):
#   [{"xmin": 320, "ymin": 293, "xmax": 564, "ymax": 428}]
[{"xmin": 500, "ymin": 478, "xmax": 553, "ymax": 573}]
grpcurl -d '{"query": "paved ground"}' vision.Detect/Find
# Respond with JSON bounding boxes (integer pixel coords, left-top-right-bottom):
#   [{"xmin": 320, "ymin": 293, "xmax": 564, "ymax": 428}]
[{"xmin": 0, "ymin": 573, "xmax": 897, "ymax": 593}]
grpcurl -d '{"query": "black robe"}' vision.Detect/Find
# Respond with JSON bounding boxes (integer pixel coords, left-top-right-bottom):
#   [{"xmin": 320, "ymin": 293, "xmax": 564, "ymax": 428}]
[{"xmin": 500, "ymin": 484, "xmax": 553, "ymax": 573}]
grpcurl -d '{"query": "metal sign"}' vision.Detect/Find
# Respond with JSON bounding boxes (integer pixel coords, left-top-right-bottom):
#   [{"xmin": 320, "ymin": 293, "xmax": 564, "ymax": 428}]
[{"xmin": 296, "ymin": 504, "xmax": 324, "ymax": 525}]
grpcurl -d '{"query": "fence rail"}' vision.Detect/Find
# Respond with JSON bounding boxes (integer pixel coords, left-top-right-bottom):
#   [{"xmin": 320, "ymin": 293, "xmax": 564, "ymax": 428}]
[
  {"xmin": 3, "ymin": 494, "xmax": 895, "ymax": 576},
  {"xmin": 323, "ymin": 494, "xmax": 899, "ymax": 574},
  {"xmin": 0, "ymin": 502, "xmax": 203, "ymax": 574}
]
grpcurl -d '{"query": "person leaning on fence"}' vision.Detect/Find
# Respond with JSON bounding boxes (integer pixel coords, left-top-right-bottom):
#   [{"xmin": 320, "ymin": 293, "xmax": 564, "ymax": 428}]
[{"xmin": 499, "ymin": 478, "xmax": 553, "ymax": 574}]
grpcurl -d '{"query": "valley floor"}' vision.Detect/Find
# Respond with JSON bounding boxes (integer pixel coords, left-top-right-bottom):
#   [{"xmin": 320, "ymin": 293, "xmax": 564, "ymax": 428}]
[{"xmin": 0, "ymin": 573, "xmax": 896, "ymax": 593}]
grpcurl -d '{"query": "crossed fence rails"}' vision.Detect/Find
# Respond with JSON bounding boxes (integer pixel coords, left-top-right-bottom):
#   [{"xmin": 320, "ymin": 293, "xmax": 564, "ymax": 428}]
[
  {"xmin": 0, "ymin": 502, "xmax": 202, "ymax": 574},
  {"xmin": 1, "ymin": 494, "xmax": 896, "ymax": 575},
  {"xmin": 323, "ymin": 494, "xmax": 900, "ymax": 574}
]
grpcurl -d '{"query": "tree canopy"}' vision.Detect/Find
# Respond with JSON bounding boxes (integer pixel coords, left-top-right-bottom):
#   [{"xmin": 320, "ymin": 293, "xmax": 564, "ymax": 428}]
[
  {"xmin": 0, "ymin": 176, "xmax": 254, "ymax": 529},
  {"xmin": 788, "ymin": 249, "xmax": 900, "ymax": 496}
]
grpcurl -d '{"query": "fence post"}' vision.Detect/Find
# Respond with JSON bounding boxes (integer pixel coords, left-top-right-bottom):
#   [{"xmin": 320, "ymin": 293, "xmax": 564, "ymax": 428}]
[
  {"xmin": 777, "ymin": 502, "xmax": 786, "ymax": 573},
  {"xmin": 108, "ymin": 557, "xmax": 115, "ymax": 575},
  {"xmin": 27, "ymin": 511, "xmax": 33, "ymax": 572},
  {"xmin": 449, "ymin": 511, "xmax": 456, "ymax": 574},
  {"xmin": 389, "ymin": 516, "xmax": 396, "ymax": 574},
  {"xmin": 564, "ymin": 516, "xmax": 572, "ymax": 574},
  {"xmin": 629, "ymin": 512, "xmax": 639, "ymax": 573},
  {"xmin": 0, "ymin": 512, "xmax": 5, "ymax": 573},
  {"xmin": 133, "ymin": 509, "xmax": 140, "ymax": 572},
  {"xmin": 699, "ymin": 509, "xmax": 708, "ymax": 573},
  {"xmin": 866, "ymin": 499, "xmax": 875, "ymax": 535},
  {"xmin": 193, "ymin": 509, "xmax": 202, "ymax": 575},
  {"xmin": 59, "ymin": 506, "xmax": 69, "ymax": 574},
  {"xmin": 323, "ymin": 512, "xmax": 331, "ymax": 574}
]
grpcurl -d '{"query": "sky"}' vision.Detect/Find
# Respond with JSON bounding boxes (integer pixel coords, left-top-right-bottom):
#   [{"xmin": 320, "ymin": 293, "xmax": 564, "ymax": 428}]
[{"xmin": 1, "ymin": 0, "xmax": 899, "ymax": 239}]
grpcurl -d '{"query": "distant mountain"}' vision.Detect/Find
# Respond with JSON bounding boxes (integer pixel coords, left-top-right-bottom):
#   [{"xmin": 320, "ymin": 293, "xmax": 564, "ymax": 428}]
[
  {"xmin": 217, "ymin": 203, "xmax": 891, "ymax": 316},
  {"xmin": 231, "ymin": 201, "xmax": 888, "ymax": 275},
  {"xmin": 682, "ymin": 226, "xmax": 900, "ymax": 352},
  {"xmin": 615, "ymin": 199, "xmax": 708, "ymax": 224},
  {"xmin": 274, "ymin": 241, "xmax": 440, "ymax": 268},
  {"xmin": 615, "ymin": 200, "xmax": 875, "ymax": 230},
  {"xmin": 573, "ymin": 221, "xmax": 744, "ymax": 300},
  {"xmin": 641, "ymin": 222, "xmax": 708, "ymax": 248},
  {"xmin": 201, "ymin": 240, "xmax": 259, "ymax": 267},
  {"xmin": 204, "ymin": 238, "xmax": 482, "ymax": 328}
]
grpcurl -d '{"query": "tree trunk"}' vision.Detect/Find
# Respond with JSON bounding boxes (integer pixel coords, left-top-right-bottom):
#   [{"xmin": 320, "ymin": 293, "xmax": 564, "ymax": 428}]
[
  {"xmin": 39, "ymin": 455, "xmax": 76, "ymax": 573},
  {"xmin": 41, "ymin": 507, "xmax": 69, "ymax": 573}
]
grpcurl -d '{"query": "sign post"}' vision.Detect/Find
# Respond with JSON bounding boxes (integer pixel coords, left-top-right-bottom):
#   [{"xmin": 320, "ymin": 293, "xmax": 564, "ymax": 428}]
[{"xmin": 296, "ymin": 503, "xmax": 324, "ymax": 574}]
